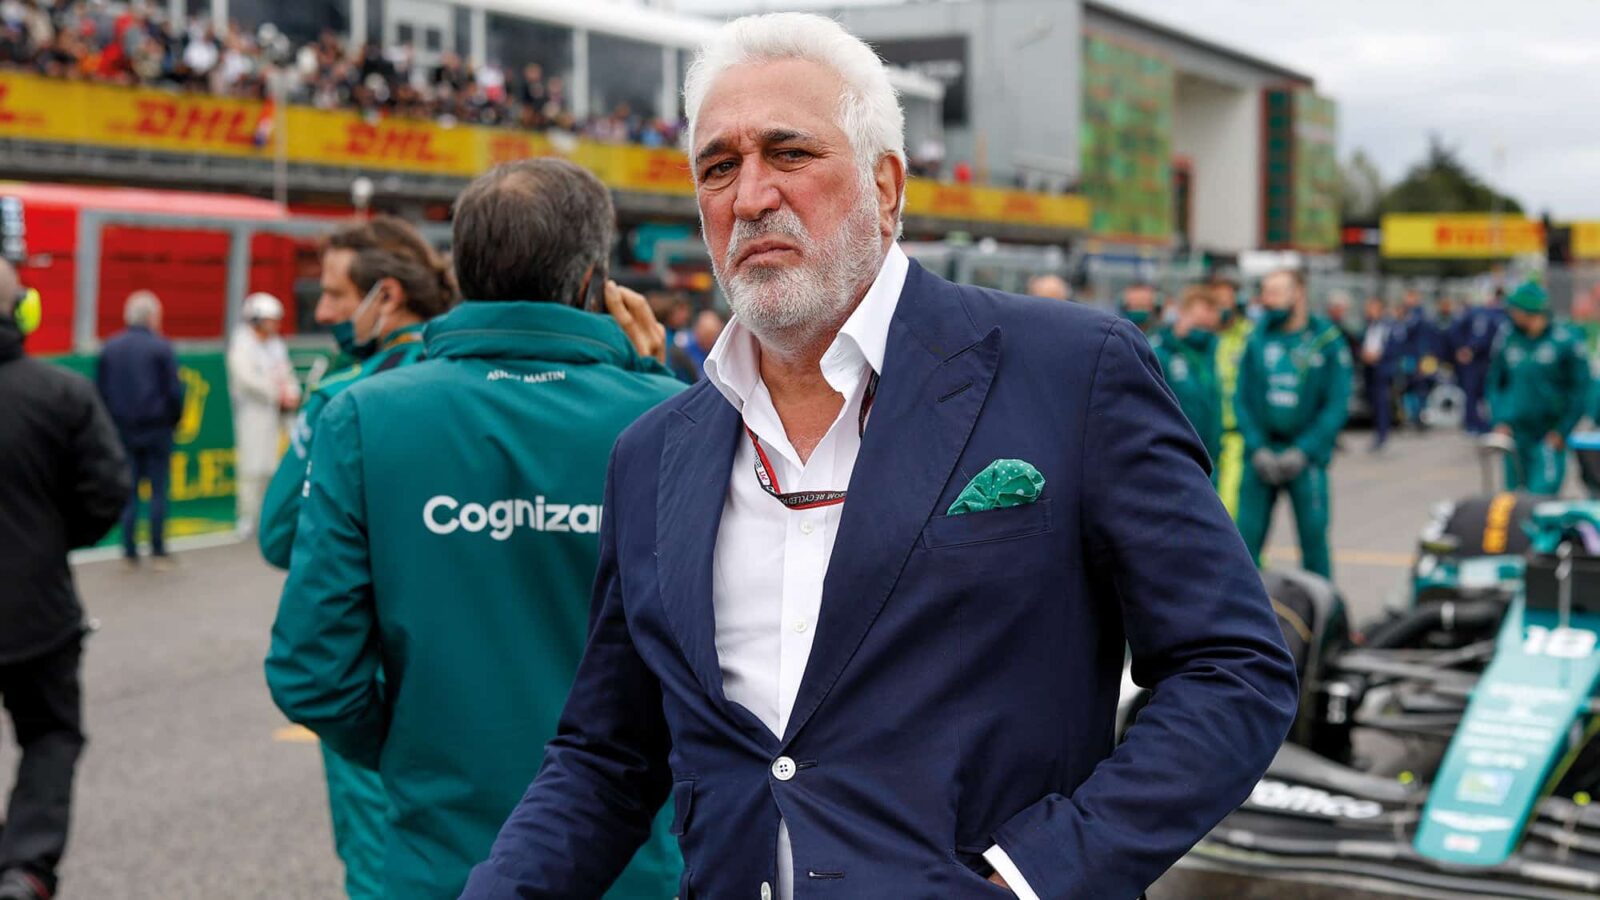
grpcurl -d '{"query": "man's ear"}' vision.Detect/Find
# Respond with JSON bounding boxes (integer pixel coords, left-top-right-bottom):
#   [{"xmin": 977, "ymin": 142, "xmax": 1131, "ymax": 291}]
[
  {"xmin": 577, "ymin": 264, "xmax": 598, "ymax": 310},
  {"xmin": 378, "ymin": 277, "xmax": 405, "ymax": 312},
  {"xmin": 875, "ymin": 152, "xmax": 907, "ymax": 238}
]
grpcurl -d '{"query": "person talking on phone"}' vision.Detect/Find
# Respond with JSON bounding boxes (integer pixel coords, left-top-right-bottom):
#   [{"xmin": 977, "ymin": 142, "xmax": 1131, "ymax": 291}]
[
  {"xmin": 265, "ymin": 159, "xmax": 684, "ymax": 899},
  {"xmin": 257, "ymin": 215, "xmax": 459, "ymax": 900}
]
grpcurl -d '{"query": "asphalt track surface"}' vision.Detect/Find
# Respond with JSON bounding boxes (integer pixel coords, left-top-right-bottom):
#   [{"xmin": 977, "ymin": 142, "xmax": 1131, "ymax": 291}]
[{"xmin": 0, "ymin": 426, "xmax": 1527, "ymax": 898}]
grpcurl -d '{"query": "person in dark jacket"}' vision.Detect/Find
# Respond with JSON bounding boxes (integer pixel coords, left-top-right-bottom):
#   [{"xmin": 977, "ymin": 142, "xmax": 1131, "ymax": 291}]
[
  {"xmin": 1455, "ymin": 290, "xmax": 1507, "ymax": 435},
  {"xmin": 96, "ymin": 291, "xmax": 183, "ymax": 569},
  {"xmin": 1361, "ymin": 295, "xmax": 1400, "ymax": 450},
  {"xmin": 0, "ymin": 260, "xmax": 130, "ymax": 900},
  {"xmin": 1395, "ymin": 287, "xmax": 1439, "ymax": 428}
]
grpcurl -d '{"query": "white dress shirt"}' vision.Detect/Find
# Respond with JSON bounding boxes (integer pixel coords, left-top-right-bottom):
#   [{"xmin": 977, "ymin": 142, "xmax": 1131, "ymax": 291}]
[{"xmin": 702, "ymin": 244, "xmax": 1039, "ymax": 900}]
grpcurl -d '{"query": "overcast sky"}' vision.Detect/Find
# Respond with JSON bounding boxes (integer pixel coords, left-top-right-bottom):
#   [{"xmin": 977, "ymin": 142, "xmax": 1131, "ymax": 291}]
[{"xmin": 676, "ymin": 0, "xmax": 1600, "ymax": 218}]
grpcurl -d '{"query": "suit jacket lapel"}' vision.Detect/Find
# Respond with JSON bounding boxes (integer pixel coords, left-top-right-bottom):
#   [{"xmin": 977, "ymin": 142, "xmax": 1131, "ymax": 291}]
[
  {"xmin": 782, "ymin": 263, "xmax": 1000, "ymax": 745},
  {"xmin": 656, "ymin": 386, "xmax": 751, "ymax": 725}
]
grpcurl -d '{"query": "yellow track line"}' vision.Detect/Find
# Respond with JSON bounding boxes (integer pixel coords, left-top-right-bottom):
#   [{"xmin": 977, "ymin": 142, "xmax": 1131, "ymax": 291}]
[{"xmin": 272, "ymin": 725, "xmax": 319, "ymax": 744}]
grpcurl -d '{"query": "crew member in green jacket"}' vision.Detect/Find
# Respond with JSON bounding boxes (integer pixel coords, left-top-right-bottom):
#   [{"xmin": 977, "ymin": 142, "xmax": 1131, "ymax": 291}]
[
  {"xmin": 266, "ymin": 159, "xmax": 684, "ymax": 899},
  {"xmin": 259, "ymin": 216, "xmax": 458, "ymax": 566},
  {"xmin": 1149, "ymin": 283, "xmax": 1223, "ymax": 476},
  {"xmin": 1118, "ymin": 280, "xmax": 1162, "ymax": 338},
  {"xmin": 1213, "ymin": 271, "xmax": 1254, "ymax": 518},
  {"xmin": 1488, "ymin": 281, "xmax": 1591, "ymax": 494},
  {"xmin": 1235, "ymin": 268, "xmax": 1352, "ymax": 579},
  {"xmin": 259, "ymin": 216, "xmax": 459, "ymax": 900}
]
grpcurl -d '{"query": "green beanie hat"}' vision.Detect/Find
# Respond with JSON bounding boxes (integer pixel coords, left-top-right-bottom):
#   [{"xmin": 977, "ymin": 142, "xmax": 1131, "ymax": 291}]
[{"xmin": 1507, "ymin": 281, "xmax": 1549, "ymax": 314}]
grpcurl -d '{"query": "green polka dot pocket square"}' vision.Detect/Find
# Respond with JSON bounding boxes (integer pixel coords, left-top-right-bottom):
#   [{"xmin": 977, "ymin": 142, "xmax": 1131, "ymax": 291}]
[{"xmin": 946, "ymin": 459, "xmax": 1046, "ymax": 516}]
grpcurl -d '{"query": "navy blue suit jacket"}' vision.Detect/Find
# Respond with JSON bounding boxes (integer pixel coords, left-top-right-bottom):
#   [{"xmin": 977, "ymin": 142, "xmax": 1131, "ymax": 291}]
[
  {"xmin": 1462, "ymin": 306, "xmax": 1506, "ymax": 360},
  {"xmin": 96, "ymin": 326, "xmax": 182, "ymax": 449},
  {"xmin": 463, "ymin": 263, "xmax": 1298, "ymax": 900}
]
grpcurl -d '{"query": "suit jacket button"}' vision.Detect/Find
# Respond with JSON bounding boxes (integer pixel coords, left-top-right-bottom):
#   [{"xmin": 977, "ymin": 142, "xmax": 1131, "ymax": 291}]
[{"xmin": 771, "ymin": 756, "xmax": 797, "ymax": 781}]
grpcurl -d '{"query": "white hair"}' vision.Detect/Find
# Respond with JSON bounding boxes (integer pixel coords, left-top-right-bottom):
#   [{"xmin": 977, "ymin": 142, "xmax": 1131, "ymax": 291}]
[
  {"xmin": 124, "ymin": 290, "xmax": 161, "ymax": 327},
  {"xmin": 683, "ymin": 13, "xmax": 906, "ymax": 208}
]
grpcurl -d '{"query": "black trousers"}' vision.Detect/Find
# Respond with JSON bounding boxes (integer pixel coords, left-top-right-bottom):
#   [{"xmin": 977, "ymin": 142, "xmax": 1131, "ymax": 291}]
[{"xmin": 0, "ymin": 638, "xmax": 84, "ymax": 891}]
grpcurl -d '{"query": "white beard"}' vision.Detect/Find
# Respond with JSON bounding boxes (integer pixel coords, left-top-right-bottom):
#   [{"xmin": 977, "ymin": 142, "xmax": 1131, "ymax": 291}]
[{"xmin": 712, "ymin": 183, "xmax": 884, "ymax": 354}]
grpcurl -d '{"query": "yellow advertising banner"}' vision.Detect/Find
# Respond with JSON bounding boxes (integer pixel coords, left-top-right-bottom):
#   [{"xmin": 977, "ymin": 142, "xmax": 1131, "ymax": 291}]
[
  {"xmin": 1571, "ymin": 222, "xmax": 1600, "ymax": 260},
  {"xmin": 904, "ymin": 179, "xmax": 1093, "ymax": 231},
  {"xmin": 1381, "ymin": 213, "xmax": 1545, "ymax": 259},
  {"xmin": 0, "ymin": 72, "xmax": 1088, "ymax": 232}
]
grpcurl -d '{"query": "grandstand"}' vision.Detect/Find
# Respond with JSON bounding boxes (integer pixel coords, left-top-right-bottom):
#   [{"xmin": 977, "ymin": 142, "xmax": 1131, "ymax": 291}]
[{"xmin": 0, "ymin": 1, "xmax": 1089, "ymax": 245}]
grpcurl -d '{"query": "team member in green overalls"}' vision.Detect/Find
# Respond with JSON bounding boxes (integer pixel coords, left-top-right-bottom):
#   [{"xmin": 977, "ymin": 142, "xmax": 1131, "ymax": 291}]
[
  {"xmin": 1488, "ymin": 281, "xmax": 1591, "ymax": 494},
  {"xmin": 258, "ymin": 216, "xmax": 459, "ymax": 899},
  {"xmin": 1213, "ymin": 272, "xmax": 1254, "ymax": 517},
  {"xmin": 1235, "ymin": 268, "xmax": 1352, "ymax": 579},
  {"xmin": 1149, "ymin": 284, "xmax": 1223, "ymax": 477},
  {"xmin": 1118, "ymin": 280, "xmax": 1162, "ymax": 338},
  {"xmin": 266, "ymin": 160, "xmax": 684, "ymax": 899}
]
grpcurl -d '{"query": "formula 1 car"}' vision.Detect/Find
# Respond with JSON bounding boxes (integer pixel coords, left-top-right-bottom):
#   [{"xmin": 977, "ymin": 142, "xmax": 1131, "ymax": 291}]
[{"xmin": 1123, "ymin": 495, "xmax": 1600, "ymax": 898}]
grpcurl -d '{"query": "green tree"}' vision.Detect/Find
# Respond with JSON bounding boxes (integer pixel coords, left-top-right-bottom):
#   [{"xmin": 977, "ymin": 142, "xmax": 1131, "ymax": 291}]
[
  {"xmin": 1380, "ymin": 136, "xmax": 1525, "ymax": 276},
  {"xmin": 1339, "ymin": 148, "xmax": 1384, "ymax": 222}
]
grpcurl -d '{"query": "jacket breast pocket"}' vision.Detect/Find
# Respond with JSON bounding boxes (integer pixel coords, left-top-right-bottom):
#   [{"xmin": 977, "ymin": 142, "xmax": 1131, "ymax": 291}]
[{"xmin": 922, "ymin": 499, "xmax": 1052, "ymax": 550}]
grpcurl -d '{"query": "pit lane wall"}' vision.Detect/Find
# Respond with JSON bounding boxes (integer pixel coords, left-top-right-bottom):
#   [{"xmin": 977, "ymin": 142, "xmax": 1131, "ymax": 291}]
[{"xmin": 0, "ymin": 72, "xmax": 1089, "ymax": 236}]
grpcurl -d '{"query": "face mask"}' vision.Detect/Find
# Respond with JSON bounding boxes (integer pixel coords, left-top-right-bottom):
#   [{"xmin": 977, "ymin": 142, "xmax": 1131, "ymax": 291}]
[
  {"xmin": 334, "ymin": 281, "xmax": 385, "ymax": 359},
  {"xmin": 1264, "ymin": 307, "xmax": 1293, "ymax": 330},
  {"xmin": 1182, "ymin": 328, "xmax": 1216, "ymax": 351},
  {"xmin": 1121, "ymin": 307, "xmax": 1151, "ymax": 327}
]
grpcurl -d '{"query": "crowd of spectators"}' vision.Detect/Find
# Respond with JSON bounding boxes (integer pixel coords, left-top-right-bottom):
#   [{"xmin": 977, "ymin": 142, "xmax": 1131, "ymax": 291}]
[{"xmin": 0, "ymin": 0, "xmax": 683, "ymax": 146}]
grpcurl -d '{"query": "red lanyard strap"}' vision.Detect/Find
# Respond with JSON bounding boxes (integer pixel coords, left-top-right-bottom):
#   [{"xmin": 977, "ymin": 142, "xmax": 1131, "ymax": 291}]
[{"xmin": 746, "ymin": 372, "xmax": 878, "ymax": 511}]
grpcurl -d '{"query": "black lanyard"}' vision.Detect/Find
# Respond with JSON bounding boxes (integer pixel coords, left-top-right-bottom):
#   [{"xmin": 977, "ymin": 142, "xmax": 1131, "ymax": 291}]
[{"xmin": 746, "ymin": 372, "xmax": 878, "ymax": 511}]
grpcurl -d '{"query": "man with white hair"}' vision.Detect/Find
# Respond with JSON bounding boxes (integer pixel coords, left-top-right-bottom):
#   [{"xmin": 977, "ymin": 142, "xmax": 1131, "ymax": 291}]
[
  {"xmin": 96, "ymin": 290, "xmax": 184, "ymax": 569},
  {"xmin": 465, "ymin": 14, "xmax": 1296, "ymax": 900},
  {"xmin": 227, "ymin": 292, "xmax": 299, "ymax": 538}
]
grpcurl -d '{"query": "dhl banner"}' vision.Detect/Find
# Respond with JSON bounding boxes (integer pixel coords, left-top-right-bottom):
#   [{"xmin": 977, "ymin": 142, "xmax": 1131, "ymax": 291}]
[
  {"xmin": 1380, "ymin": 213, "xmax": 1545, "ymax": 259},
  {"xmin": 1571, "ymin": 222, "xmax": 1600, "ymax": 260},
  {"xmin": 904, "ymin": 179, "xmax": 1091, "ymax": 231},
  {"xmin": 0, "ymin": 71, "xmax": 1089, "ymax": 232}
]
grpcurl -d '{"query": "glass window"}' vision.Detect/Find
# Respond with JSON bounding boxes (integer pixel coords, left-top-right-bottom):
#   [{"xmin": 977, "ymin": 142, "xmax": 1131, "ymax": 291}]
[
  {"xmin": 227, "ymin": 0, "xmax": 352, "ymax": 49},
  {"xmin": 454, "ymin": 5, "xmax": 471, "ymax": 58},
  {"xmin": 397, "ymin": 22, "xmax": 415, "ymax": 45},
  {"xmin": 589, "ymin": 32, "xmax": 662, "ymax": 120},
  {"xmin": 484, "ymin": 14, "xmax": 572, "ymax": 82},
  {"xmin": 672, "ymin": 47, "xmax": 688, "ymax": 122},
  {"xmin": 424, "ymin": 27, "xmax": 442, "ymax": 53}
]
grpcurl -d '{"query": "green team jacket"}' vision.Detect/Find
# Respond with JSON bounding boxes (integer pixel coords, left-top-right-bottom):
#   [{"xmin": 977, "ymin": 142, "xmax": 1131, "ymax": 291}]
[
  {"xmin": 1488, "ymin": 320, "xmax": 1591, "ymax": 435},
  {"xmin": 258, "ymin": 324, "xmax": 428, "ymax": 569},
  {"xmin": 1149, "ymin": 325, "xmax": 1223, "ymax": 465},
  {"xmin": 1235, "ymin": 313, "xmax": 1352, "ymax": 466},
  {"xmin": 265, "ymin": 302, "xmax": 685, "ymax": 899}
]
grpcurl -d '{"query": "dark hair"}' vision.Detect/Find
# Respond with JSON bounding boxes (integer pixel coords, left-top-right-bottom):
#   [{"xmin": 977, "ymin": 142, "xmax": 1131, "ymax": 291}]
[
  {"xmin": 326, "ymin": 215, "xmax": 459, "ymax": 319},
  {"xmin": 451, "ymin": 158, "xmax": 615, "ymax": 304}
]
